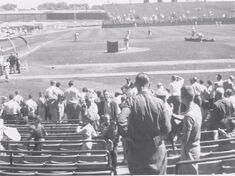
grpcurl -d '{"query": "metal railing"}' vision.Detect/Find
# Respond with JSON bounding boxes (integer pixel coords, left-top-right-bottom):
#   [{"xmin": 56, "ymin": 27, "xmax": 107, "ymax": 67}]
[{"xmin": 175, "ymin": 154, "xmax": 235, "ymax": 174}]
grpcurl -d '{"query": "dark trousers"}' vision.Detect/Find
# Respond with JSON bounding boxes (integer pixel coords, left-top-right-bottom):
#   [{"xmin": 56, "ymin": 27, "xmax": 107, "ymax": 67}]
[
  {"xmin": 168, "ymin": 96, "xmax": 181, "ymax": 115},
  {"xmin": 65, "ymin": 103, "xmax": 79, "ymax": 120},
  {"xmin": 127, "ymin": 141, "xmax": 167, "ymax": 175}
]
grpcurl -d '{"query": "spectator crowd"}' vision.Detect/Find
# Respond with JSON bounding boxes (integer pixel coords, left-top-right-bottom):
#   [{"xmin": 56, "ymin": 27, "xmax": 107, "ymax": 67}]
[{"xmin": 1, "ymin": 72, "xmax": 235, "ymax": 174}]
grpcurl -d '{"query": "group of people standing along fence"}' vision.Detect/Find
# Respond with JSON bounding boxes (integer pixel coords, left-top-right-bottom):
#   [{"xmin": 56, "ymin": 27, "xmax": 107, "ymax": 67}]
[{"xmin": 0, "ymin": 52, "xmax": 21, "ymax": 82}]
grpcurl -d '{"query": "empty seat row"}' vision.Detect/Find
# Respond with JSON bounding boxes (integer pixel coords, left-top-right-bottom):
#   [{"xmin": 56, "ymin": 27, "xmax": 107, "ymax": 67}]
[{"xmin": 0, "ymin": 154, "xmax": 108, "ymax": 164}]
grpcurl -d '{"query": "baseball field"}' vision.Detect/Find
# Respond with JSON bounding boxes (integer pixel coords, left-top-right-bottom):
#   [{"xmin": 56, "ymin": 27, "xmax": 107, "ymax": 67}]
[{"xmin": 0, "ymin": 24, "xmax": 235, "ymax": 98}]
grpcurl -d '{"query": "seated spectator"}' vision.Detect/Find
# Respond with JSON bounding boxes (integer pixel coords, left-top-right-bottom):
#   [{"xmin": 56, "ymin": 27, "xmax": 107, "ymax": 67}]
[
  {"xmin": 26, "ymin": 116, "xmax": 47, "ymax": 151},
  {"xmin": 98, "ymin": 114, "xmax": 119, "ymax": 169},
  {"xmin": 76, "ymin": 116, "xmax": 97, "ymax": 150}
]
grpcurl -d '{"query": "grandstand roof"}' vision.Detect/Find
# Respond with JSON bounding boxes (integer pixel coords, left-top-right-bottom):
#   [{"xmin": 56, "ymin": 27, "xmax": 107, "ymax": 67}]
[{"xmin": 0, "ymin": 9, "xmax": 106, "ymax": 15}]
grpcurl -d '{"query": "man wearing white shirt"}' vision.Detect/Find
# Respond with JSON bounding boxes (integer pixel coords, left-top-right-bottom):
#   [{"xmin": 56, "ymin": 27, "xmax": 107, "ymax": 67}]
[
  {"xmin": 45, "ymin": 80, "xmax": 63, "ymax": 121},
  {"xmin": 169, "ymin": 75, "xmax": 184, "ymax": 114},
  {"xmin": 64, "ymin": 80, "xmax": 80, "ymax": 121},
  {"xmin": 25, "ymin": 94, "xmax": 37, "ymax": 121},
  {"xmin": 3, "ymin": 94, "xmax": 21, "ymax": 123},
  {"xmin": 214, "ymin": 74, "xmax": 224, "ymax": 88},
  {"xmin": 190, "ymin": 77, "xmax": 203, "ymax": 106},
  {"xmin": 14, "ymin": 90, "xmax": 24, "ymax": 105}
]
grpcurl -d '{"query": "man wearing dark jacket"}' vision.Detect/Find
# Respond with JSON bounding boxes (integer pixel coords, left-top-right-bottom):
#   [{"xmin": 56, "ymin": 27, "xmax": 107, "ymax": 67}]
[{"xmin": 118, "ymin": 72, "xmax": 171, "ymax": 175}]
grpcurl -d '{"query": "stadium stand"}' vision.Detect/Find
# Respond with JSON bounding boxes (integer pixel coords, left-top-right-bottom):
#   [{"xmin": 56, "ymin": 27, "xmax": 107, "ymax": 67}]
[{"xmin": 103, "ymin": 1, "xmax": 235, "ymax": 27}]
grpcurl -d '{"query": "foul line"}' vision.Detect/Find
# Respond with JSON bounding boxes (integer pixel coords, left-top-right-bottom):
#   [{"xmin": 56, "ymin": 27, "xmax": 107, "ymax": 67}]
[
  {"xmin": 10, "ymin": 68, "xmax": 235, "ymax": 80},
  {"xmin": 48, "ymin": 58, "xmax": 235, "ymax": 69}
]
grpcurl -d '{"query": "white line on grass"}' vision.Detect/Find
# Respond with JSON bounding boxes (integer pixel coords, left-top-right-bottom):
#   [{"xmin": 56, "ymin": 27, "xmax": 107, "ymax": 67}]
[
  {"xmin": 9, "ymin": 68, "xmax": 235, "ymax": 80},
  {"xmin": 48, "ymin": 58, "xmax": 235, "ymax": 69}
]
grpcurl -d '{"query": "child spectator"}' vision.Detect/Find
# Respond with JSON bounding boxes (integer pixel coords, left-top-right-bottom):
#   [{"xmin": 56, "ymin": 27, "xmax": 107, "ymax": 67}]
[
  {"xmin": 98, "ymin": 114, "xmax": 119, "ymax": 169},
  {"xmin": 76, "ymin": 116, "xmax": 97, "ymax": 150},
  {"xmin": 57, "ymin": 94, "xmax": 65, "ymax": 123},
  {"xmin": 26, "ymin": 116, "xmax": 47, "ymax": 151}
]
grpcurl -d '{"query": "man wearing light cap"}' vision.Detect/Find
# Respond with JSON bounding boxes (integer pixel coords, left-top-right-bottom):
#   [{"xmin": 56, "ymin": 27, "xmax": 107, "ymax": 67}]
[
  {"xmin": 223, "ymin": 75, "xmax": 235, "ymax": 92},
  {"xmin": 118, "ymin": 72, "xmax": 171, "ymax": 175},
  {"xmin": 178, "ymin": 86, "xmax": 202, "ymax": 174}
]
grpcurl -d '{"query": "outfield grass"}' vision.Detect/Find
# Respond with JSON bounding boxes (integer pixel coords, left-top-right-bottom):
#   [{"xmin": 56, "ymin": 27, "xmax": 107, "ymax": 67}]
[{"xmin": 0, "ymin": 24, "xmax": 235, "ymax": 99}]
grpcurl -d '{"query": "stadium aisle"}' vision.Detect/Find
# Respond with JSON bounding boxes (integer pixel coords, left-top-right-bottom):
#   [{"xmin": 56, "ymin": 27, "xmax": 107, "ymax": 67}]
[{"xmin": 117, "ymin": 141, "xmax": 129, "ymax": 175}]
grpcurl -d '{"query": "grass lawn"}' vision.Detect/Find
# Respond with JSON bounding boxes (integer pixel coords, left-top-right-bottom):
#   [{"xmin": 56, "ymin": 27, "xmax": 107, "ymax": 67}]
[{"xmin": 1, "ymin": 24, "xmax": 235, "ymax": 99}]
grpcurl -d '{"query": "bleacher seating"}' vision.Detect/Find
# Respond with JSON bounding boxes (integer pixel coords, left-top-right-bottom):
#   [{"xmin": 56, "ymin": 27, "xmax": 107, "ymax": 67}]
[
  {"xmin": 103, "ymin": 1, "xmax": 235, "ymax": 27},
  {"xmin": 104, "ymin": 2, "xmax": 235, "ymax": 20},
  {"xmin": 3, "ymin": 121, "xmax": 235, "ymax": 175}
]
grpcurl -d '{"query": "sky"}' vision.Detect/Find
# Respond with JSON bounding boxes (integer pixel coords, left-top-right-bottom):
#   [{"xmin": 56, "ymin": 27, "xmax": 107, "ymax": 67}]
[{"xmin": 0, "ymin": 0, "xmax": 232, "ymax": 9}]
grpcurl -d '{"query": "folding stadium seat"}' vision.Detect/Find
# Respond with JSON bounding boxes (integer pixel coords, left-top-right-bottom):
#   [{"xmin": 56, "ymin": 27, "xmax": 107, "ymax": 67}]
[
  {"xmin": 9, "ymin": 144, "xmax": 24, "ymax": 151},
  {"xmin": 167, "ymin": 165, "xmax": 175, "ymax": 174},
  {"xmin": 221, "ymin": 158, "xmax": 235, "ymax": 174},
  {"xmin": 59, "ymin": 143, "xmax": 83, "ymax": 150},
  {"xmin": 167, "ymin": 155, "xmax": 180, "ymax": 165},
  {"xmin": 22, "ymin": 155, "xmax": 51, "ymax": 164},
  {"xmin": 43, "ymin": 163, "xmax": 77, "ymax": 167},
  {"xmin": 0, "ymin": 155, "xmax": 24, "ymax": 164},
  {"xmin": 74, "ymin": 171, "xmax": 114, "ymax": 175},
  {"xmin": 0, "ymin": 171, "xmax": 35, "ymax": 176},
  {"xmin": 77, "ymin": 154, "xmax": 108, "ymax": 163},
  {"xmin": 92, "ymin": 142, "xmax": 107, "ymax": 150},
  {"xmin": 200, "ymin": 144, "xmax": 219, "ymax": 153},
  {"xmin": 217, "ymin": 141, "xmax": 235, "ymax": 151},
  {"xmin": 200, "ymin": 152, "xmax": 212, "ymax": 159},
  {"xmin": 198, "ymin": 160, "xmax": 222, "ymax": 174},
  {"xmin": 201, "ymin": 131, "xmax": 216, "ymax": 141},
  {"xmin": 35, "ymin": 172, "xmax": 74, "ymax": 176},
  {"xmin": 13, "ymin": 163, "xmax": 45, "ymax": 167},
  {"xmin": 42, "ymin": 144, "xmax": 61, "ymax": 151},
  {"xmin": 210, "ymin": 149, "xmax": 235, "ymax": 158},
  {"xmin": 75, "ymin": 162, "xmax": 110, "ymax": 171},
  {"xmin": 167, "ymin": 148, "xmax": 181, "ymax": 156},
  {"xmin": 0, "ymin": 155, "xmax": 10, "ymax": 163},
  {"xmin": 50, "ymin": 155, "xmax": 78, "ymax": 163},
  {"xmin": 12, "ymin": 155, "xmax": 24, "ymax": 163}
]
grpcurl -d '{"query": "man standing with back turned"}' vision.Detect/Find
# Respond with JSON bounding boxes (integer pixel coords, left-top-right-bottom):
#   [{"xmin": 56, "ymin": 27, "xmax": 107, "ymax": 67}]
[{"xmin": 118, "ymin": 72, "xmax": 171, "ymax": 175}]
